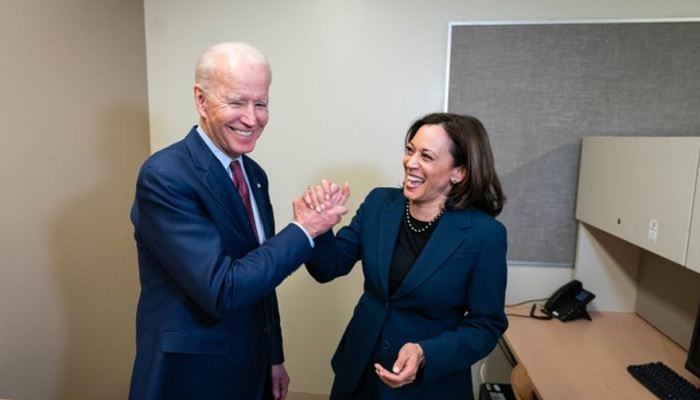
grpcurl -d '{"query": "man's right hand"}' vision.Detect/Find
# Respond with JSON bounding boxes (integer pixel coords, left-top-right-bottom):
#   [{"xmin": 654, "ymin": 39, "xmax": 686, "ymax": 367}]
[{"xmin": 293, "ymin": 180, "xmax": 350, "ymax": 238}]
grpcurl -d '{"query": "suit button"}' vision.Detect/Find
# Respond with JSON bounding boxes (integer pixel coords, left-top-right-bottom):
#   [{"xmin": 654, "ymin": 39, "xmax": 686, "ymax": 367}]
[
  {"xmin": 263, "ymin": 327, "xmax": 269, "ymax": 334},
  {"xmin": 382, "ymin": 340, "xmax": 390, "ymax": 350}
]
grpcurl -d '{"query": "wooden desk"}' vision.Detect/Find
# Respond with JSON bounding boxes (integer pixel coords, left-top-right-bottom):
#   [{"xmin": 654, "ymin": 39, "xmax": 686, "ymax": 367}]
[{"xmin": 503, "ymin": 305, "xmax": 700, "ymax": 400}]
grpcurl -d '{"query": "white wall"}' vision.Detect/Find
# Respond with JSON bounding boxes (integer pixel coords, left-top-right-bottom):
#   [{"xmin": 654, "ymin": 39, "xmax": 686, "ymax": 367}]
[{"xmin": 143, "ymin": 0, "xmax": 700, "ymax": 394}]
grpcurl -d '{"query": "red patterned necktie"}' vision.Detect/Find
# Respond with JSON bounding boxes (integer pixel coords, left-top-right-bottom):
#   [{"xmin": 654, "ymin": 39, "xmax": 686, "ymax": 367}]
[{"xmin": 230, "ymin": 160, "xmax": 259, "ymax": 241}]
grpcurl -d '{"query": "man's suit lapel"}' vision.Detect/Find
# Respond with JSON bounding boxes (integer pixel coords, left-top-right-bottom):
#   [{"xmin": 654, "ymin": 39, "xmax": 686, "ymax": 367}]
[
  {"xmin": 392, "ymin": 210, "xmax": 471, "ymax": 298},
  {"xmin": 184, "ymin": 129, "xmax": 258, "ymax": 247}
]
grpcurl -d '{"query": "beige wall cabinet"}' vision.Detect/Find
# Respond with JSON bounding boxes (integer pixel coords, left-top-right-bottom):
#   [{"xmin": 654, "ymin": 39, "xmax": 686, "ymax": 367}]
[
  {"xmin": 576, "ymin": 136, "xmax": 700, "ymax": 267},
  {"xmin": 687, "ymin": 167, "xmax": 700, "ymax": 273}
]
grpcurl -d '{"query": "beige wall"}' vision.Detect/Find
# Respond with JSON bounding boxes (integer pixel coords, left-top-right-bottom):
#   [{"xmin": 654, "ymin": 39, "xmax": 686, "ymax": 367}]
[
  {"xmin": 143, "ymin": 0, "xmax": 700, "ymax": 395},
  {"xmin": 0, "ymin": 0, "xmax": 150, "ymax": 399}
]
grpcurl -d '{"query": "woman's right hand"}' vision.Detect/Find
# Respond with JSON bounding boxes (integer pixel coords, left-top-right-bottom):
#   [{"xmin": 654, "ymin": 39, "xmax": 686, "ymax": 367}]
[
  {"xmin": 303, "ymin": 179, "xmax": 350, "ymax": 212},
  {"xmin": 293, "ymin": 179, "xmax": 350, "ymax": 238}
]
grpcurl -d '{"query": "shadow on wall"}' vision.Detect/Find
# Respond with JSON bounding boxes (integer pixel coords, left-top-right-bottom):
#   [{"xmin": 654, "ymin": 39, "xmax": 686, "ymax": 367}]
[{"xmin": 51, "ymin": 103, "xmax": 149, "ymax": 400}]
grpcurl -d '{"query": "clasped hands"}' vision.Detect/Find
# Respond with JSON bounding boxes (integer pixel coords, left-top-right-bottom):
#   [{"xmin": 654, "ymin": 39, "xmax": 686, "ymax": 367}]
[{"xmin": 293, "ymin": 179, "xmax": 350, "ymax": 238}]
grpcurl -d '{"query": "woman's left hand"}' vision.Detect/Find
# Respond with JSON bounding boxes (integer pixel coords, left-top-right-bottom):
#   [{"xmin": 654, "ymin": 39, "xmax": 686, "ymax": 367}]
[{"xmin": 374, "ymin": 342, "xmax": 425, "ymax": 389}]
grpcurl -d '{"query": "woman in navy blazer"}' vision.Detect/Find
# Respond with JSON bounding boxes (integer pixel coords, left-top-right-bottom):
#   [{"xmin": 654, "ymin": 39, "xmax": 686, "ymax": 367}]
[{"xmin": 305, "ymin": 113, "xmax": 508, "ymax": 399}]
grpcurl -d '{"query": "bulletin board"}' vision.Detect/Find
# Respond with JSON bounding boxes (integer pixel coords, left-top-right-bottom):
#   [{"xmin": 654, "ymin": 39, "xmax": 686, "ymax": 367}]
[{"xmin": 446, "ymin": 20, "xmax": 700, "ymax": 266}]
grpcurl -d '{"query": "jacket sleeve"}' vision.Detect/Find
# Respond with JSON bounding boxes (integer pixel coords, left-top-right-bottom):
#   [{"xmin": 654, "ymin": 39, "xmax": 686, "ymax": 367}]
[
  {"xmin": 418, "ymin": 221, "xmax": 509, "ymax": 384},
  {"xmin": 134, "ymin": 164, "xmax": 312, "ymax": 320},
  {"xmin": 304, "ymin": 189, "xmax": 378, "ymax": 283}
]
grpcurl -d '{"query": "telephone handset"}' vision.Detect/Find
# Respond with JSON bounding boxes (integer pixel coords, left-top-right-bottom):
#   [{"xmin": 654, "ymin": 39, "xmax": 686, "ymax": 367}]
[{"xmin": 533, "ymin": 280, "xmax": 596, "ymax": 322}]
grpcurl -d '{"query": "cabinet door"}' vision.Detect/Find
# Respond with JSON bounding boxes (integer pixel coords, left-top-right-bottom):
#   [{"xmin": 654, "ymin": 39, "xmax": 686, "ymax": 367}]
[
  {"xmin": 687, "ymin": 170, "xmax": 700, "ymax": 273},
  {"xmin": 576, "ymin": 137, "xmax": 700, "ymax": 265}
]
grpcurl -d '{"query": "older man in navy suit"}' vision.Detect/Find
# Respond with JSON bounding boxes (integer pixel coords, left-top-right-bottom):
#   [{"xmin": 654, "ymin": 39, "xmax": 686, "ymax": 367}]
[{"xmin": 128, "ymin": 42, "xmax": 349, "ymax": 400}]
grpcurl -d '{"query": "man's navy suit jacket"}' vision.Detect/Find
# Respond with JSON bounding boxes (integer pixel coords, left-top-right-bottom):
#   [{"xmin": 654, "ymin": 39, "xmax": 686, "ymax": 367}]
[
  {"xmin": 129, "ymin": 127, "xmax": 311, "ymax": 400},
  {"xmin": 307, "ymin": 188, "xmax": 508, "ymax": 400}
]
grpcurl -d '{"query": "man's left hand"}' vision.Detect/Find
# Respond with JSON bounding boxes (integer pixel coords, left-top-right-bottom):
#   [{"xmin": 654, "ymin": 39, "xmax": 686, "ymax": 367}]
[{"xmin": 271, "ymin": 363, "xmax": 290, "ymax": 400}]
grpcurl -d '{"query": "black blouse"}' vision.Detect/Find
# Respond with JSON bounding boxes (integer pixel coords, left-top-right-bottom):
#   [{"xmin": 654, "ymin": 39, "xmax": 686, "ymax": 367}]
[{"xmin": 388, "ymin": 210, "xmax": 442, "ymax": 296}]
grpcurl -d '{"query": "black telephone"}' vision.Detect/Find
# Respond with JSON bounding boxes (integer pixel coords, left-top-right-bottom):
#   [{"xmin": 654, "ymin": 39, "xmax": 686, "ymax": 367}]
[{"xmin": 533, "ymin": 280, "xmax": 596, "ymax": 322}]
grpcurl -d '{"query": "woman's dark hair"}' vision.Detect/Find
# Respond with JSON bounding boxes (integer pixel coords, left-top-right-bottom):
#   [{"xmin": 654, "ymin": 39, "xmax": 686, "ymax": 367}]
[{"xmin": 405, "ymin": 112, "xmax": 506, "ymax": 216}]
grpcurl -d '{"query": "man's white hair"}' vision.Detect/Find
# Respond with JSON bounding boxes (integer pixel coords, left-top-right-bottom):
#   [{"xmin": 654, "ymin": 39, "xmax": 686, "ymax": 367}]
[{"xmin": 195, "ymin": 42, "xmax": 271, "ymax": 93}]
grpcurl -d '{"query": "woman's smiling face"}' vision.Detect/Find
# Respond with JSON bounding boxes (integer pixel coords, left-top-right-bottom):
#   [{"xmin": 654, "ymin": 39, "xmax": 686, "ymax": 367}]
[{"xmin": 403, "ymin": 124, "xmax": 465, "ymax": 209}]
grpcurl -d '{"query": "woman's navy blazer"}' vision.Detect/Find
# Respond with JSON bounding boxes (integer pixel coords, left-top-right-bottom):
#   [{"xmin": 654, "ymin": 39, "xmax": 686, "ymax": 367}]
[{"xmin": 307, "ymin": 188, "xmax": 508, "ymax": 399}]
